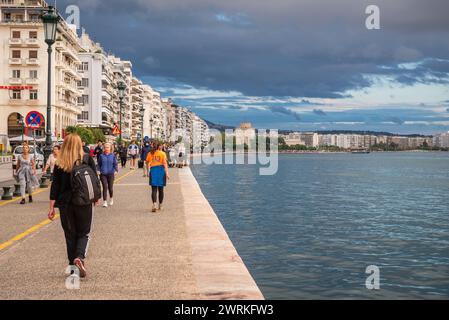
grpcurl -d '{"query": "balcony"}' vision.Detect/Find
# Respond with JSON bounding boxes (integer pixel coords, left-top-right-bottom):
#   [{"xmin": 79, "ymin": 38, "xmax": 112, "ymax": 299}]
[
  {"xmin": 25, "ymin": 100, "xmax": 39, "ymax": 106},
  {"xmin": 9, "ymin": 99, "xmax": 23, "ymax": 106},
  {"xmin": 26, "ymin": 78, "xmax": 39, "ymax": 85},
  {"xmin": 9, "ymin": 78, "xmax": 23, "ymax": 85},
  {"xmin": 62, "ymin": 46, "xmax": 81, "ymax": 64},
  {"xmin": 9, "ymin": 58, "xmax": 23, "ymax": 65},
  {"xmin": 54, "ymin": 41, "xmax": 65, "ymax": 51},
  {"xmin": 102, "ymin": 72, "xmax": 112, "ymax": 84},
  {"xmin": 9, "ymin": 38, "xmax": 23, "ymax": 46},
  {"xmin": 26, "ymin": 58, "xmax": 39, "ymax": 65},
  {"xmin": 24, "ymin": 38, "xmax": 39, "ymax": 47},
  {"xmin": 64, "ymin": 66, "xmax": 82, "ymax": 81}
]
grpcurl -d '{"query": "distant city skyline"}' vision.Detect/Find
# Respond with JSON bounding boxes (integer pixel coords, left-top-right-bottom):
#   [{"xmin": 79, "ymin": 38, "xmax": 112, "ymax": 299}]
[{"xmin": 57, "ymin": 0, "xmax": 449, "ymax": 134}]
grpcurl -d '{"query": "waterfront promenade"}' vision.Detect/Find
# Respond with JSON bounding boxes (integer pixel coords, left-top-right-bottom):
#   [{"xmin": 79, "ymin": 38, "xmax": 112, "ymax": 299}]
[{"xmin": 0, "ymin": 168, "xmax": 263, "ymax": 300}]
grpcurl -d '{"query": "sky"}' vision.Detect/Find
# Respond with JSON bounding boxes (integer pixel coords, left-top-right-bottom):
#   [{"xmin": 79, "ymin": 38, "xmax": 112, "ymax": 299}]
[{"xmin": 56, "ymin": 0, "xmax": 449, "ymax": 134}]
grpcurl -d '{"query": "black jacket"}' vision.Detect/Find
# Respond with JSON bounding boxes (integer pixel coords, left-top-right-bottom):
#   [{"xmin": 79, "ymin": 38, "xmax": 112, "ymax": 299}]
[{"xmin": 50, "ymin": 155, "xmax": 96, "ymax": 208}]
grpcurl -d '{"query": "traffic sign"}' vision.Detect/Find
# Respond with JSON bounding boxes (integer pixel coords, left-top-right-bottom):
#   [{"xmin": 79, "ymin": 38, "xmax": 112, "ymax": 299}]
[
  {"xmin": 25, "ymin": 111, "xmax": 45, "ymax": 129},
  {"xmin": 112, "ymin": 124, "xmax": 121, "ymax": 136}
]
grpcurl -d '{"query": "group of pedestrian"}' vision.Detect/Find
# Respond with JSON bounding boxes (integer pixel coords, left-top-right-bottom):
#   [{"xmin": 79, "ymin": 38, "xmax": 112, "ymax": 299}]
[{"xmin": 41, "ymin": 133, "xmax": 179, "ymax": 278}]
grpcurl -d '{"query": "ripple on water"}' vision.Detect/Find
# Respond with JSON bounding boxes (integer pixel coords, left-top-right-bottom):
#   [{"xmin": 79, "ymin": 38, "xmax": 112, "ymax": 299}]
[{"xmin": 191, "ymin": 153, "xmax": 449, "ymax": 299}]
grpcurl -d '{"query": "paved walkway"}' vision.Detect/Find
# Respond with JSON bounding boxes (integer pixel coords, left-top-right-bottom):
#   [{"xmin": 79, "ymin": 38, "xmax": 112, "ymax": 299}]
[
  {"xmin": 0, "ymin": 169, "xmax": 200, "ymax": 299},
  {"xmin": 0, "ymin": 167, "xmax": 263, "ymax": 300}
]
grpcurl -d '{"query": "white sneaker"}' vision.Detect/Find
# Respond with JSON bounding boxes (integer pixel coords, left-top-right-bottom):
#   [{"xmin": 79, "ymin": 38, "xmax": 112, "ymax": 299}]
[
  {"xmin": 103, "ymin": 201, "xmax": 108, "ymax": 208},
  {"xmin": 152, "ymin": 203, "xmax": 157, "ymax": 213},
  {"xmin": 109, "ymin": 198, "xmax": 114, "ymax": 206},
  {"xmin": 158, "ymin": 204, "xmax": 163, "ymax": 211},
  {"xmin": 65, "ymin": 265, "xmax": 76, "ymax": 275}
]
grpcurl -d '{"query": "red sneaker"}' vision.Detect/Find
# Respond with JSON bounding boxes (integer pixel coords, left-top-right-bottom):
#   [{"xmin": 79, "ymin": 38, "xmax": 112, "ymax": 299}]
[{"xmin": 74, "ymin": 258, "xmax": 87, "ymax": 278}]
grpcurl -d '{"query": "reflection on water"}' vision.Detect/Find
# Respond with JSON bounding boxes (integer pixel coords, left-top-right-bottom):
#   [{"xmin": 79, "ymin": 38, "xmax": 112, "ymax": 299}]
[{"xmin": 191, "ymin": 152, "xmax": 449, "ymax": 299}]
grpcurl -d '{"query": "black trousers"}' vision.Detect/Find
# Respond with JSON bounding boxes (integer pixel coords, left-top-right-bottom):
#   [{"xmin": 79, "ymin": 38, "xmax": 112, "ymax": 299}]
[
  {"xmin": 100, "ymin": 174, "xmax": 114, "ymax": 201},
  {"xmin": 151, "ymin": 186, "xmax": 164, "ymax": 204},
  {"xmin": 59, "ymin": 204, "xmax": 93, "ymax": 265},
  {"xmin": 120, "ymin": 156, "xmax": 127, "ymax": 167}
]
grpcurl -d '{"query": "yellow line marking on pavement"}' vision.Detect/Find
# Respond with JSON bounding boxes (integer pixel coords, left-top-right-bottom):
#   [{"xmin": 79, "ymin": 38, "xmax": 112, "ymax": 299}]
[
  {"xmin": 0, "ymin": 214, "xmax": 60, "ymax": 251},
  {"xmin": 115, "ymin": 170, "xmax": 135, "ymax": 183},
  {"xmin": 0, "ymin": 170, "xmax": 135, "ymax": 252}
]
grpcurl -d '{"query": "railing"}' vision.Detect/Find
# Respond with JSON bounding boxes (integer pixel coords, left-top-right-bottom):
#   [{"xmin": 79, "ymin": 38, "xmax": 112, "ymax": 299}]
[
  {"xmin": 24, "ymin": 38, "xmax": 39, "ymax": 46},
  {"xmin": 26, "ymin": 78, "xmax": 39, "ymax": 85},
  {"xmin": 26, "ymin": 58, "xmax": 39, "ymax": 65},
  {"xmin": 9, "ymin": 58, "xmax": 22, "ymax": 65},
  {"xmin": 9, "ymin": 38, "xmax": 22, "ymax": 45},
  {"xmin": 9, "ymin": 78, "xmax": 23, "ymax": 85}
]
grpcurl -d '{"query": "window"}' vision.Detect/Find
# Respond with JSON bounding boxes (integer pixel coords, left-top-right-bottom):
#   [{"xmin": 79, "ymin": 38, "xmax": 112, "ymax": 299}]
[
  {"xmin": 29, "ymin": 70, "xmax": 38, "ymax": 79},
  {"xmin": 12, "ymin": 31, "xmax": 20, "ymax": 39},
  {"xmin": 12, "ymin": 14, "xmax": 23, "ymax": 22},
  {"xmin": 29, "ymin": 31, "xmax": 37, "ymax": 39},
  {"xmin": 78, "ymin": 95, "xmax": 88, "ymax": 106},
  {"xmin": 81, "ymin": 78, "xmax": 89, "ymax": 87},
  {"xmin": 77, "ymin": 111, "xmax": 89, "ymax": 120},
  {"xmin": 12, "ymin": 90, "xmax": 21, "ymax": 100},
  {"xmin": 12, "ymin": 70, "xmax": 20, "ymax": 78},
  {"xmin": 29, "ymin": 14, "xmax": 40, "ymax": 22},
  {"xmin": 29, "ymin": 90, "xmax": 38, "ymax": 100},
  {"xmin": 82, "ymin": 62, "xmax": 89, "ymax": 71},
  {"xmin": 29, "ymin": 50, "xmax": 38, "ymax": 59},
  {"xmin": 12, "ymin": 50, "xmax": 21, "ymax": 58}
]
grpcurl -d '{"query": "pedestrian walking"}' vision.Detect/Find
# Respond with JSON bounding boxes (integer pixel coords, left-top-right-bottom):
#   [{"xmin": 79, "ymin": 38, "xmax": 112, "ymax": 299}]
[
  {"xmin": 43, "ymin": 145, "xmax": 61, "ymax": 180},
  {"xmin": 82, "ymin": 141, "xmax": 90, "ymax": 154},
  {"xmin": 118, "ymin": 142, "xmax": 128, "ymax": 168},
  {"xmin": 176, "ymin": 143, "xmax": 186, "ymax": 168},
  {"xmin": 48, "ymin": 134, "xmax": 101, "ymax": 278},
  {"xmin": 128, "ymin": 140, "xmax": 139, "ymax": 170},
  {"xmin": 14, "ymin": 143, "xmax": 39, "ymax": 205},
  {"xmin": 146, "ymin": 142, "xmax": 170, "ymax": 213},
  {"xmin": 97, "ymin": 142, "xmax": 118, "ymax": 208},
  {"xmin": 94, "ymin": 140, "xmax": 103, "ymax": 159},
  {"xmin": 168, "ymin": 145, "xmax": 176, "ymax": 168},
  {"xmin": 140, "ymin": 141, "xmax": 152, "ymax": 177}
]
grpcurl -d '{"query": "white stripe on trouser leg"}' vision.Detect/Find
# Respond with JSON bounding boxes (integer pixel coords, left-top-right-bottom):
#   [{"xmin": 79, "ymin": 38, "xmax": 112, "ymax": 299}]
[{"xmin": 84, "ymin": 204, "xmax": 94, "ymax": 258}]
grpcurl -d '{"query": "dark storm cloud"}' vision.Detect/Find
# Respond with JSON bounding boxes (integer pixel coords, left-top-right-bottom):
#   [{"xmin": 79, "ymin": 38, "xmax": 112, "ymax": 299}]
[
  {"xmin": 57, "ymin": 0, "xmax": 449, "ymax": 99},
  {"xmin": 266, "ymin": 106, "xmax": 301, "ymax": 121}
]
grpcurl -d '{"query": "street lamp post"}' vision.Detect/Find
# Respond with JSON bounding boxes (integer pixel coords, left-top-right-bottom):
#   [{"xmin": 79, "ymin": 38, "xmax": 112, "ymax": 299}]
[
  {"xmin": 17, "ymin": 115, "xmax": 25, "ymax": 144},
  {"xmin": 140, "ymin": 104, "xmax": 145, "ymax": 145},
  {"xmin": 117, "ymin": 82, "xmax": 126, "ymax": 142},
  {"xmin": 41, "ymin": 6, "xmax": 60, "ymax": 178},
  {"xmin": 150, "ymin": 118, "xmax": 154, "ymax": 140}
]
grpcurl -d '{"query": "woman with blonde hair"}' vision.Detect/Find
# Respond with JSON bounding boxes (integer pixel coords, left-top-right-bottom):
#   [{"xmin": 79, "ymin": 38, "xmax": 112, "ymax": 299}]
[
  {"xmin": 49, "ymin": 134, "xmax": 98, "ymax": 278},
  {"xmin": 97, "ymin": 142, "xmax": 118, "ymax": 208},
  {"xmin": 15, "ymin": 142, "xmax": 39, "ymax": 204}
]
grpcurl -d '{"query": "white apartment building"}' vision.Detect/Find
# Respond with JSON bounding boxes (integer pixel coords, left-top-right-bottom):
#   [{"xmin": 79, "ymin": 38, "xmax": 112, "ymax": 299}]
[
  {"xmin": 130, "ymin": 77, "xmax": 143, "ymax": 139},
  {"xmin": 0, "ymin": 0, "xmax": 83, "ymax": 142},
  {"xmin": 433, "ymin": 132, "xmax": 449, "ymax": 148},
  {"xmin": 77, "ymin": 31, "xmax": 117, "ymax": 136},
  {"xmin": 284, "ymin": 132, "xmax": 318, "ymax": 147}
]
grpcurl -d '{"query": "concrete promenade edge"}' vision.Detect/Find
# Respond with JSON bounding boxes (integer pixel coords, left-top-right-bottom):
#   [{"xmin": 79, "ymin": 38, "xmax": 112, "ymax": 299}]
[{"xmin": 179, "ymin": 168, "xmax": 264, "ymax": 300}]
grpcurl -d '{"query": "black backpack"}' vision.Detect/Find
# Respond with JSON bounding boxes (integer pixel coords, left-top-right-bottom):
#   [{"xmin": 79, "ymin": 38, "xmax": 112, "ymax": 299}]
[{"xmin": 71, "ymin": 155, "xmax": 101, "ymax": 206}]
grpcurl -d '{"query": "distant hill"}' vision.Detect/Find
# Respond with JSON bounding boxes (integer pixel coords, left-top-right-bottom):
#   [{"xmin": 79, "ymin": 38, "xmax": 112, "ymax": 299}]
[
  {"xmin": 280, "ymin": 129, "xmax": 432, "ymax": 138},
  {"xmin": 204, "ymin": 120, "xmax": 236, "ymax": 132},
  {"xmin": 203, "ymin": 122, "xmax": 432, "ymax": 137}
]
